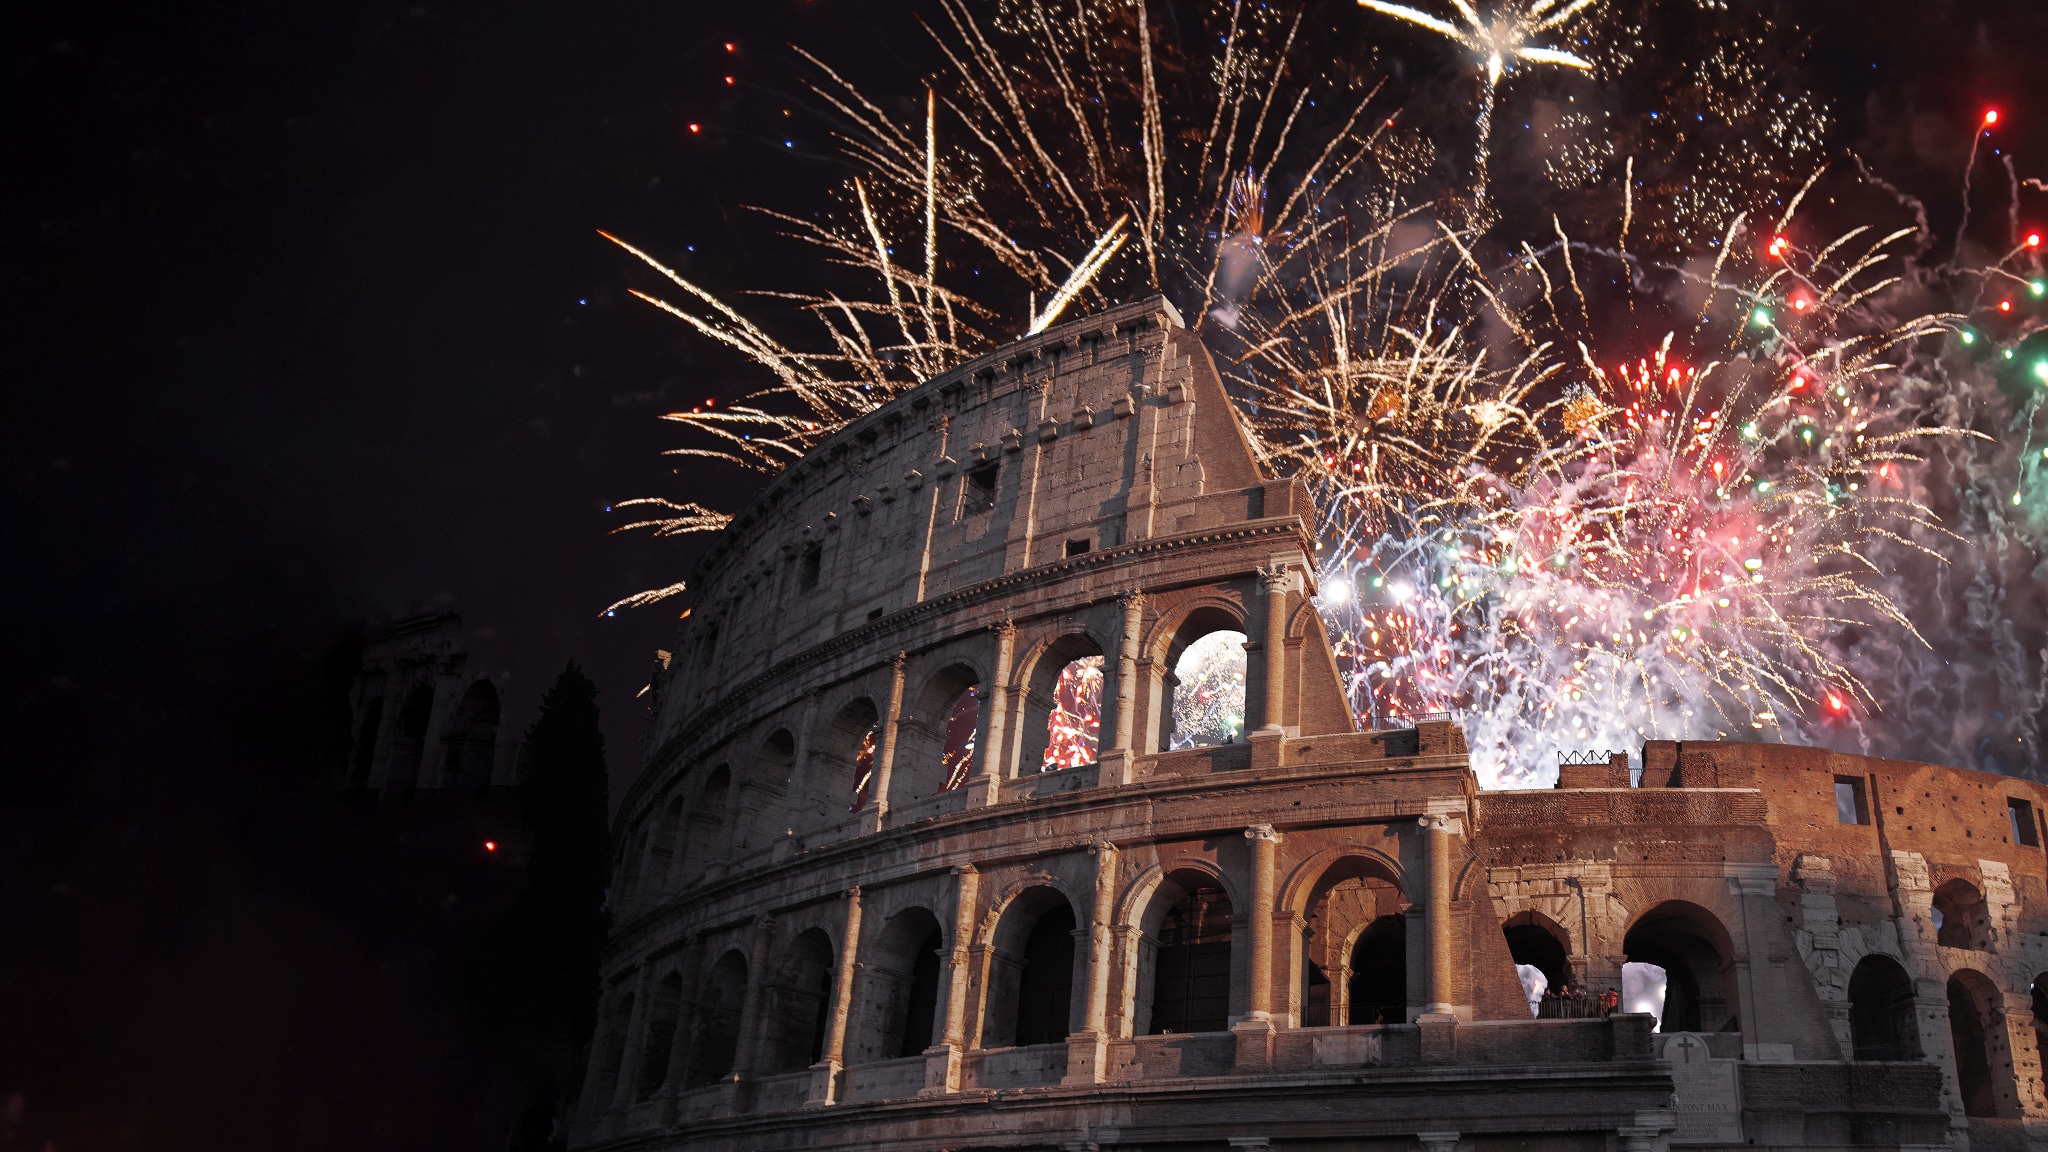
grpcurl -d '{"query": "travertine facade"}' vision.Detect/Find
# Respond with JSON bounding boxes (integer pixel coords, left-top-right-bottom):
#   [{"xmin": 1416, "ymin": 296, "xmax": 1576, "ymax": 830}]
[{"xmin": 578, "ymin": 298, "xmax": 2048, "ymax": 1152}]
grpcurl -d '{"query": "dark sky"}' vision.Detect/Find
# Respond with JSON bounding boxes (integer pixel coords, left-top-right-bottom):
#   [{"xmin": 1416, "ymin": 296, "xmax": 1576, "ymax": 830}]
[{"xmin": 5, "ymin": 1, "xmax": 2047, "ymax": 1149}]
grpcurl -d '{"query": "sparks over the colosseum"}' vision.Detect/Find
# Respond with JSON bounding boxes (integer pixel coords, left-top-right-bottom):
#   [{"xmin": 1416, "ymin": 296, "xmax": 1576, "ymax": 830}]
[{"xmin": 604, "ymin": 0, "xmax": 2048, "ymax": 788}]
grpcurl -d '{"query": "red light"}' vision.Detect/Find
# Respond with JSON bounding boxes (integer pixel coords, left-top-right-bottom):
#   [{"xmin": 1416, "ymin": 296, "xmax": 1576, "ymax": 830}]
[
  {"xmin": 2030, "ymin": 233, "xmax": 2043, "ymax": 248},
  {"xmin": 2001, "ymin": 300, "xmax": 2014, "ymax": 313},
  {"xmin": 724, "ymin": 76, "xmax": 736, "ymax": 86},
  {"xmin": 724, "ymin": 41, "xmax": 736, "ymax": 52},
  {"xmin": 1826, "ymin": 694, "xmax": 1844, "ymax": 712},
  {"xmin": 484, "ymin": 841, "xmax": 498, "ymax": 852},
  {"xmin": 1792, "ymin": 296, "xmax": 1808, "ymax": 311},
  {"xmin": 688, "ymin": 123, "xmax": 701, "ymax": 134},
  {"xmin": 1985, "ymin": 109, "xmax": 2001, "ymax": 126}
]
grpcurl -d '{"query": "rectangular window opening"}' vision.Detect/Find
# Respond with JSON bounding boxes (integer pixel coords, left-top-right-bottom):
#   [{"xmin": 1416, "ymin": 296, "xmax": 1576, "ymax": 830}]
[
  {"xmin": 965, "ymin": 462, "xmax": 1000, "ymax": 513},
  {"xmin": 1834, "ymin": 776, "xmax": 1868, "ymax": 825},
  {"xmin": 867, "ymin": 607, "xmax": 884, "ymax": 623},
  {"xmin": 1064, "ymin": 537, "xmax": 1091, "ymax": 558},
  {"xmin": 800, "ymin": 543, "xmax": 823, "ymax": 592},
  {"xmin": 2010, "ymin": 798, "xmax": 2039, "ymax": 846}
]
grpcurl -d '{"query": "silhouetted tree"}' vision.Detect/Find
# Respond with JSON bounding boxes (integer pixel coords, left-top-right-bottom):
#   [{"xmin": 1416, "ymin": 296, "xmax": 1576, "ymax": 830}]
[{"xmin": 463, "ymin": 662, "xmax": 610, "ymax": 1152}]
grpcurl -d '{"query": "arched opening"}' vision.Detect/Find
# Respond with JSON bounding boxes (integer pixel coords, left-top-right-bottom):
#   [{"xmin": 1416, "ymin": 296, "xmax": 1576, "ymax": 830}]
[
  {"xmin": 677, "ymin": 765, "xmax": 729, "ymax": 885},
  {"xmin": 636, "ymin": 972, "xmax": 683, "ymax": 1100},
  {"xmin": 1295, "ymin": 855, "xmax": 1405, "ymax": 1027},
  {"xmin": 2033, "ymin": 975, "xmax": 2048, "ymax": 1099},
  {"xmin": 763, "ymin": 928, "xmax": 836, "ymax": 1073},
  {"xmin": 645, "ymin": 795, "xmax": 686, "ymax": 901},
  {"xmin": 1158, "ymin": 606, "xmax": 1250, "ymax": 751},
  {"xmin": 1349, "ymin": 916, "xmax": 1408, "ymax": 1026},
  {"xmin": 982, "ymin": 887, "xmax": 1077, "ymax": 1048},
  {"xmin": 1020, "ymin": 635, "xmax": 1104, "ymax": 773},
  {"xmin": 1622, "ymin": 901, "xmax": 1734, "ymax": 1034},
  {"xmin": 618, "ymin": 821, "xmax": 650, "ymax": 910},
  {"xmin": 385, "ymin": 684, "xmax": 434, "ymax": 797},
  {"xmin": 1169, "ymin": 631, "xmax": 1248, "ymax": 749},
  {"xmin": 347, "ymin": 696, "xmax": 382, "ymax": 788},
  {"xmin": 823, "ymin": 698, "xmax": 882, "ymax": 814},
  {"xmin": 684, "ymin": 950, "xmax": 749, "ymax": 1088},
  {"xmin": 1848, "ymin": 954, "xmax": 1917, "ymax": 1060},
  {"xmin": 736, "ymin": 730, "xmax": 794, "ymax": 851},
  {"xmin": 1139, "ymin": 872, "xmax": 1233, "ymax": 1035},
  {"xmin": 441, "ymin": 679, "xmax": 499, "ymax": 795},
  {"xmin": 1934, "ymin": 879, "xmax": 1991, "ymax": 951},
  {"xmin": 1504, "ymin": 911, "xmax": 1572, "ymax": 1018},
  {"xmin": 597, "ymin": 991, "xmax": 635, "ymax": 1102},
  {"xmin": 854, "ymin": 908, "xmax": 945, "ymax": 1064},
  {"xmin": 1948, "ymin": 970, "xmax": 2008, "ymax": 1117},
  {"xmin": 892, "ymin": 664, "xmax": 981, "ymax": 799}
]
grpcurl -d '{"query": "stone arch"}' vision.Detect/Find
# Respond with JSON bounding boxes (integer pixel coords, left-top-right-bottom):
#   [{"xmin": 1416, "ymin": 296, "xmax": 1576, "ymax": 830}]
[
  {"xmin": 1934, "ymin": 878, "xmax": 1992, "ymax": 951},
  {"xmin": 852, "ymin": 907, "xmax": 946, "ymax": 1064},
  {"xmin": 1014, "ymin": 632, "xmax": 1106, "ymax": 773},
  {"xmin": 816, "ymin": 696, "xmax": 881, "ymax": 817},
  {"xmin": 2033, "ymin": 973, "xmax": 2048, "ymax": 1100},
  {"xmin": 683, "ymin": 949, "xmax": 749, "ymax": 1088},
  {"xmin": 346, "ymin": 695, "xmax": 383, "ymax": 788},
  {"xmin": 1623, "ymin": 900, "xmax": 1736, "ymax": 1033},
  {"xmin": 1278, "ymin": 845, "xmax": 1408, "ymax": 916},
  {"xmin": 1948, "ymin": 967, "xmax": 2017, "ymax": 1118},
  {"xmin": 1504, "ymin": 909, "xmax": 1572, "ymax": 1000},
  {"xmin": 596, "ymin": 987, "xmax": 636, "ymax": 1104},
  {"xmin": 1146, "ymin": 599, "xmax": 1250, "ymax": 752},
  {"xmin": 677, "ymin": 765, "xmax": 730, "ymax": 885},
  {"xmin": 440, "ymin": 679, "xmax": 499, "ymax": 795},
  {"xmin": 385, "ymin": 683, "xmax": 435, "ymax": 796},
  {"xmin": 1848, "ymin": 952, "xmax": 1918, "ymax": 1060},
  {"xmin": 979, "ymin": 883, "xmax": 1081, "ymax": 1049},
  {"xmin": 1126, "ymin": 867, "xmax": 1237, "ymax": 1036},
  {"xmin": 635, "ymin": 968, "xmax": 684, "ymax": 1100},
  {"xmin": 618, "ymin": 816, "xmax": 652, "ymax": 911},
  {"xmin": 1291, "ymin": 852, "xmax": 1410, "ymax": 1028},
  {"xmin": 762, "ymin": 927, "xmax": 836, "ymax": 1074},
  {"xmin": 736, "ymin": 729, "xmax": 795, "ymax": 851},
  {"xmin": 892, "ymin": 661, "xmax": 984, "ymax": 801},
  {"xmin": 644, "ymin": 792, "xmax": 687, "ymax": 899}
]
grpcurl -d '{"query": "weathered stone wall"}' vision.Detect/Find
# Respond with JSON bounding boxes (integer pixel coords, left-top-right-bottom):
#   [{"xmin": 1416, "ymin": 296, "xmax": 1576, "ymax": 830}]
[{"xmin": 570, "ymin": 300, "xmax": 2029, "ymax": 1152}]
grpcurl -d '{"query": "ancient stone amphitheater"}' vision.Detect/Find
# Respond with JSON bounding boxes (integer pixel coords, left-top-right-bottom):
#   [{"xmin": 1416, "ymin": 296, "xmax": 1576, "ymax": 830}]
[{"xmin": 572, "ymin": 297, "xmax": 2048, "ymax": 1152}]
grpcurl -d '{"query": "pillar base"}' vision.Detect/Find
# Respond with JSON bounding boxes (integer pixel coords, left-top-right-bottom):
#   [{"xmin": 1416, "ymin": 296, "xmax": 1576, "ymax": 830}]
[
  {"xmin": 1417, "ymin": 1012, "xmax": 1458, "ymax": 1065},
  {"xmin": 1618, "ymin": 1110, "xmax": 1676, "ymax": 1152},
  {"xmin": 1096, "ymin": 750, "xmax": 1133, "ymax": 787},
  {"xmin": 1247, "ymin": 728, "xmax": 1285, "ymax": 772},
  {"xmin": 803, "ymin": 1060, "xmax": 842, "ymax": 1107},
  {"xmin": 919, "ymin": 1043, "xmax": 963, "ymax": 1096},
  {"xmin": 859, "ymin": 805, "xmax": 887, "ymax": 835},
  {"xmin": 963, "ymin": 775, "xmax": 1001, "ymax": 808},
  {"xmin": 1416, "ymin": 1132, "xmax": 1460, "ymax": 1152},
  {"xmin": 1232, "ymin": 1018, "xmax": 1278, "ymax": 1072},
  {"xmin": 1060, "ymin": 1031, "xmax": 1111, "ymax": 1085}
]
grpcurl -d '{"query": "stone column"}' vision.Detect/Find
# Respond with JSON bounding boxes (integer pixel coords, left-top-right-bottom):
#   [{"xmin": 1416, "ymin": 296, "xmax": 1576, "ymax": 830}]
[
  {"xmin": 655, "ymin": 932, "xmax": 707, "ymax": 1124},
  {"xmin": 967, "ymin": 622, "xmax": 1015, "ymax": 808},
  {"xmin": 1618, "ymin": 1110, "xmax": 1677, "ymax": 1152},
  {"xmin": 1255, "ymin": 566, "xmax": 1294, "ymax": 733},
  {"xmin": 1426, "ymin": 815, "xmax": 1455, "ymax": 1014},
  {"xmin": 1065, "ymin": 842, "xmax": 1119, "ymax": 1084},
  {"xmin": 724, "ymin": 915, "xmax": 776, "ymax": 1114},
  {"xmin": 808, "ymin": 888, "xmax": 863, "ymax": 1106},
  {"xmin": 777, "ymin": 690, "xmax": 821, "ymax": 853},
  {"xmin": 923, "ymin": 866, "xmax": 979, "ymax": 1096},
  {"xmin": 1234, "ymin": 825, "xmax": 1283, "ymax": 1071},
  {"xmin": 862, "ymin": 653, "xmax": 909, "ymax": 833},
  {"xmin": 608, "ymin": 964, "xmax": 655, "ymax": 1112},
  {"xmin": 1100, "ymin": 592, "xmax": 1145, "ymax": 786}
]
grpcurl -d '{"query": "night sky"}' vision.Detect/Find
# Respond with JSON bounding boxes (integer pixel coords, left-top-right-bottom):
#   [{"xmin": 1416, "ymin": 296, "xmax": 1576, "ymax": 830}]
[{"xmin": 6, "ymin": 1, "xmax": 2047, "ymax": 1148}]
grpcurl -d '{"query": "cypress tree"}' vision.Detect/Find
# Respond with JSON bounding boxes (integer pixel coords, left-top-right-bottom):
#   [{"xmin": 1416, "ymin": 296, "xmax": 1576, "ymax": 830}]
[{"xmin": 466, "ymin": 662, "xmax": 611, "ymax": 1151}]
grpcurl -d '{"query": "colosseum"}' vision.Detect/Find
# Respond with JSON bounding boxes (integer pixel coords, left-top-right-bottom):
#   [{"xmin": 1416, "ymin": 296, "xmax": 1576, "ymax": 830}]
[{"xmin": 571, "ymin": 297, "xmax": 2048, "ymax": 1152}]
